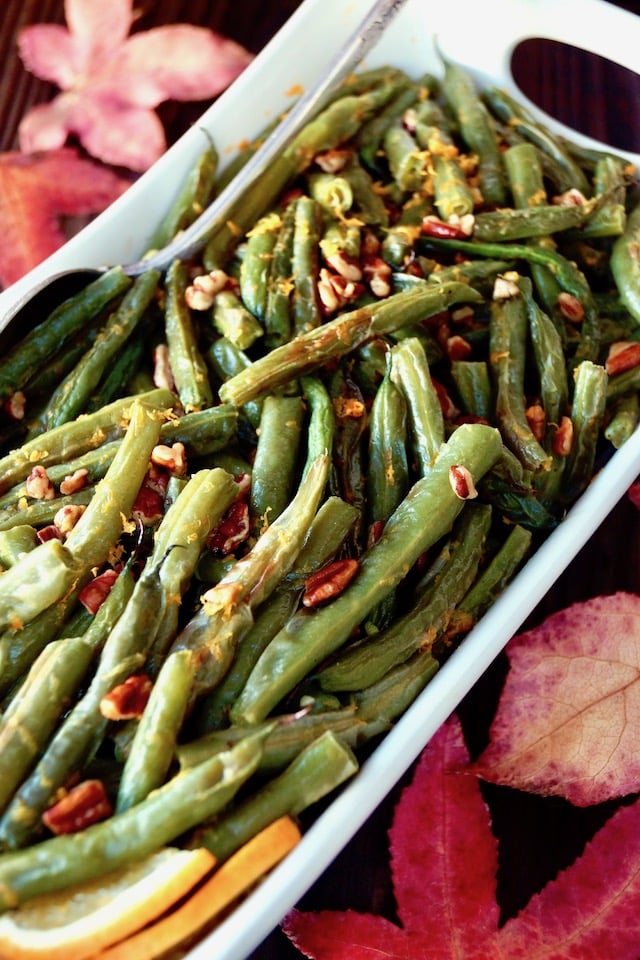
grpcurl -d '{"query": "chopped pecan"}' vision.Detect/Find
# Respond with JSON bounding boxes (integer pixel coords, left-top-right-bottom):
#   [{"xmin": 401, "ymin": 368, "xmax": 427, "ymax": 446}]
[
  {"xmin": 25, "ymin": 465, "xmax": 55, "ymax": 500},
  {"xmin": 553, "ymin": 415, "xmax": 574, "ymax": 456},
  {"xmin": 525, "ymin": 403, "xmax": 546, "ymax": 442},
  {"xmin": 557, "ymin": 291, "xmax": 585, "ymax": 323},
  {"xmin": 362, "ymin": 255, "xmax": 392, "ymax": 298},
  {"xmin": 5, "ymin": 391, "xmax": 26, "ymax": 421},
  {"xmin": 207, "ymin": 500, "xmax": 251, "ymax": 556},
  {"xmin": 100, "ymin": 674, "xmax": 153, "ymax": 720},
  {"xmin": 53, "ymin": 503, "xmax": 86, "ymax": 537},
  {"xmin": 446, "ymin": 334, "xmax": 473, "ymax": 362},
  {"xmin": 606, "ymin": 341, "xmax": 640, "ymax": 376},
  {"xmin": 324, "ymin": 250, "xmax": 363, "ymax": 282},
  {"xmin": 449, "ymin": 464, "xmax": 478, "ymax": 500},
  {"xmin": 422, "ymin": 214, "xmax": 473, "ymax": 240},
  {"xmin": 79, "ymin": 568, "xmax": 119, "ymax": 614},
  {"xmin": 151, "ymin": 441, "xmax": 187, "ymax": 476},
  {"xmin": 302, "ymin": 558, "xmax": 359, "ymax": 608},
  {"xmin": 184, "ymin": 269, "xmax": 229, "ymax": 310},
  {"xmin": 132, "ymin": 483, "xmax": 165, "ymax": 525},
  {"xmin": 36, "ymin": 525, "xmax": 63, "ymax": 543},
  {"xmin": 43, "ymin": 780, "xmax": 112, "ymax": 835},
  {"xmin": 314, "ymin": 148, "xmax": 352, "ymax": 173},
  {"xmin": 59, "ymin": 467, "xmax": 90, "ymax": 495},
  {"xmin": 152, "ymin": 343, "xmax": 176, "ymax": 392}
]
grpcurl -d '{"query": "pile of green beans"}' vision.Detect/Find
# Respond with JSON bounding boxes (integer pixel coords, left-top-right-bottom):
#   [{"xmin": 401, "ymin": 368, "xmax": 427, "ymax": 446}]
[{"xmin": 0, "ymin": 55, "xmax": 639, "ymax": 923}]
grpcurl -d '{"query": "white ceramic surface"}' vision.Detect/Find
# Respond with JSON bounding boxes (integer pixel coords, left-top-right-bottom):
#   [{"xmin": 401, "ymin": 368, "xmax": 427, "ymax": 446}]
[{"xmin": 1, "ymin": 1, "xmax": 639, "ymax": 957}]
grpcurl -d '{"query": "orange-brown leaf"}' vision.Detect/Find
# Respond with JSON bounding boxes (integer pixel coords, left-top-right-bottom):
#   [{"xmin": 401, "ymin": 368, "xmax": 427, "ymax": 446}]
[{"xmin": 475, "ymin": 592, "xmax": 640, "ymax": 805}]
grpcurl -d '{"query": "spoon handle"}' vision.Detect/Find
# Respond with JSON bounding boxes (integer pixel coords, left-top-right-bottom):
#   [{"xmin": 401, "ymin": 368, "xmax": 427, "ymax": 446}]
[{"xmin": 129, "ymin": 0, "xmax": 408, "ymax": 275}]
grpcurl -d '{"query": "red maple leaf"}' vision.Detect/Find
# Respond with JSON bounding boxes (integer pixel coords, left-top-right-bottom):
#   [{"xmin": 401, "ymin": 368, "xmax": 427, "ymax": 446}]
[
  {"xmin": 17, "ymin": 0, "xmax": 253, "ymax": 171},
  {"xmin": 284, "ymin": 716, "xmax": 640, "ymax": 959},
  {"xmin": 0, "ymin": 147, "xmax": 130, "ymax": 287},
  {"xmin": 474, "ymin": 592, "xmax": 640, "ymax": 806}
]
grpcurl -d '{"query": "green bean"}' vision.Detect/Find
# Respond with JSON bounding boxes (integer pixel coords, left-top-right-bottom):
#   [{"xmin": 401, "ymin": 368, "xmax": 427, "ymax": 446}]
[
  {"xmin": 503, "ymin": 142, "xmax": 563, "ymax": 319},
  {"xmin": 483, "ymin": 86, "xmax": 591, "ymax": 196},
  {"xmin": 605, "ymin": 392, "xmax": 640, "ymax": 448},
  {"xmin": 148, "ymin": 143, "xmax": 218, "ymax": 250},
  {"xmin": 0, "ymin": 486, "xmax": 95, "ymax": 533},
  {"xmin": 366, "ymin": 362, "xmax": 409, "ymax": 527},
  {"xmin": 250, "ymin": 395, "xmax": 305, "ymax": 527},
  {"xmin": 384, "ymin": 118, "xmax": 427, "ymax": 192},
  {"xmin": 307, "ymin": 171, "xmax": 353, "ymax": 217},
  {"xmin": 489, "ymin": 290, "xmax": 552, "ymax": 473},
  {"xmin": 203, "ymin": 83, "xmax": 398, "ymax": 269},
  {"xmin": 264, "ymin": 199, "xmax": 296, "ymax": 349},
  {"xmin": 0, "ymin": 472, "xmax": 235, "ymax": 847},
  {"xmin": 160, "ymin": 403, "xmax": 238, "ymax": 457},
  {"xmin": 0, "ymin": 582, "xmax": 85, "ymax": 699},
  {"xmin": 390, "ymin": 336, "xmax": 444, "ymax": 474},
  {"xmin": 231, "ymin": 422, "xmax": 502, "ymax": 724},
  {"xmin": 0, "ymin": 636, "xmax": 95, "ymax": 815},
  {"xmin": 351, "ymin": 649, "xmax": 439, "ymax": 724},
  {"xmin": 116, "ymin": 649, "xmax": 194, "ymax": 812},
  {"xmin": 318, "ymin": 502, "xmax": 491, "ymax": 691},
  {"xmin": 611, "ymin": 199, "xmax": 640, "ymax": 325},
  {"xmin": 0, "ymin": 526, "xmax": 37, "ymax": 568},
  {"xmin": 433, "ymin": 154, "xmax": 475, "ymax": 220},
  {"xmin": 291, "ymin": 195, "xmax": 323, "ymax": 334},
  {"xmin": 43, "ymin": 270, "xmax": 161, "ymax": 430},
  {"xmin": 382, "ymin": 195, "xmax": 433, "ymax": 268},
  {"xmin": 0, "ymin": 388, "xmax": 174, "ymax": 496},
  {"xmin": 239, "ymin": 212, "xmax": 281, "ymax": 320},
  {"xmin": 301, "ymin": 375, "xmax": 336, "ymax": 480},
  {"xmin": 340, "ymin": 155, "xmax": 389, "ymax": 225},
  {"xmin": 164, "ymin": 259, "xmax": 213, "ymax": 412},
  {"xmin": 180, "ymin": 705, "xmax": 385, "ymax": 773},
  {"xmin": 453, "ymin": 523, "xmax": 532, "ymax": 625},
  {"xmin": 355, "ymin": 77, "xmax": 417, "ymax": 171},
  {"xmin": 85, "ymin": 332, "xmax": 147, "ymax": 412},
  {"xmin": 191, "ymin": 496, "xmax": 359, "ymax": 733},
  {"xmin": 472, "ymin": 198, "xmax": 601, "ymax": 242},
  {"xmin": 63, "ymin": 399, "xmax": 164, "ymax": 570},
  {"xmin": 441, "ymin": 60, "xmax": 507, "ymax": 207},
  {"xmin": 0, "ymin": 732, "xmax": 265, "ymax": 908},
  {"xmin": 144, "ymin": 468, "xmax": 240, "ymax": 671},
  {"xmin": 561, "ymin": 360, "xmax": 608, "ymax": 502},
  {"xmin": 451, "ymin": 360, "xmax": 492, "ymax": 419},
  {"xmin": 168, "ymin": 453, "xmax": 330, "ymax": 698},
  {"xmin": 219, "ymin": 283, "xmax": 483, "ymax": 407},
  {"xmin": 206, "ymin": 337, "xmax": 262, "ymax": 428},
  {"xmin": 212, "ymin": 289, "xmax": 264, "ymax": 350},
  {"xmin": 192, "ymin": 731, "xmax": 358, "ymax": 863},
  {"xmin": 581, "ymin": 154, "xmax": 628, "ymax": 238},
  {"xmin": 0, "ymin": 268, "xmax": 131, "ymax": 403}
]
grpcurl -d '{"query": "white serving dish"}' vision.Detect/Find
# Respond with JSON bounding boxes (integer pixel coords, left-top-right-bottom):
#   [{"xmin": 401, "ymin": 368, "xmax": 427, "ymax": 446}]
[{"xmin": 1, "ymin": 1, "xmax": 640, "ymax": 958}]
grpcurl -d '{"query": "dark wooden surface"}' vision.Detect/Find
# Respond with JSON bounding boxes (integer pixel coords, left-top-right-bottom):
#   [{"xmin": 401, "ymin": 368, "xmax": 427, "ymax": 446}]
[{"xmin": 3, "ymin": 1, "xmax": 640, "ymax": 957}]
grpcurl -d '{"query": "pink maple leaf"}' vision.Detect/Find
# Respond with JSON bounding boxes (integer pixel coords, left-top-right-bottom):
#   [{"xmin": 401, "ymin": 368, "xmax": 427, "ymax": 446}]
[
  {"xmin": 0, "ymin": 147, "xmax": 130, "ymax": 287},
  {"xmin": 284, "ymin": 715, "xmax": 640, "ymax": 959},
  {"xmin": 474, "ymin": 591, "xmax": 640, "ymax": 806},
  {"xmin": 17, "ymin": 0, "xmax": 253, "ymax": 172}
]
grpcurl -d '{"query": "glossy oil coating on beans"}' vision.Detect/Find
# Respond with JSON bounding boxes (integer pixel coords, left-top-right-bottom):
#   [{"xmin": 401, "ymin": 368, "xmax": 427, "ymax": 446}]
[{"xmin": 0, "ymin": 54, "xmax": 639, "ymax": 937}]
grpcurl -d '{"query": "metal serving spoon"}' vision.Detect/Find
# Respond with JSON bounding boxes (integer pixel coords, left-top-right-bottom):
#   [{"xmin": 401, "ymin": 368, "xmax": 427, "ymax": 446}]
[{"xmin": 1, "ymin": 0, "xmax": 408, "ymax": 335}]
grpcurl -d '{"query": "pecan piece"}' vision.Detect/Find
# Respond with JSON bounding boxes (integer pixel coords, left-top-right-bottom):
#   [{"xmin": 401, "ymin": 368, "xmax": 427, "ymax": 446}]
[
  {"xmin": 302, "ymin": 558, "xmax": 359, "ymax": 608},
  {"xmin": 100, "ymin": 674, "xmax": 153, "ymax": 720},
  {"xmin": 43, "ymin": 780, "xmax": 112, "ymax": 835},
  {"xmin": 25, "ymin": 465, "xmax": 55, "ymax": 500},
  {"xmin": 606, "ymin": 341, "xmax": 640, "ymax": 376},
  {"xmin": 207, "ymin": 500, "xmax": 251, "ymax": 556},
  {"xmin": 79, "ymin": 568, "xmax": 119, "ymax": 614},
  {"xmin": 59, "ymin": 467, "xmax": 89, "ymax": 495},
  {"xmin": 449, "ymin": 464, "xmax": 478, "ymax": 500}
]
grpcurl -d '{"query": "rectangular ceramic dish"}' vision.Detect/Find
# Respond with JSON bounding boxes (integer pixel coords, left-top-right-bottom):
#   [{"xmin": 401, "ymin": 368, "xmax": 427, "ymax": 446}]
[{"xmin": 1, "ymin": 1, "xmax": 640, "ymax": 958}]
